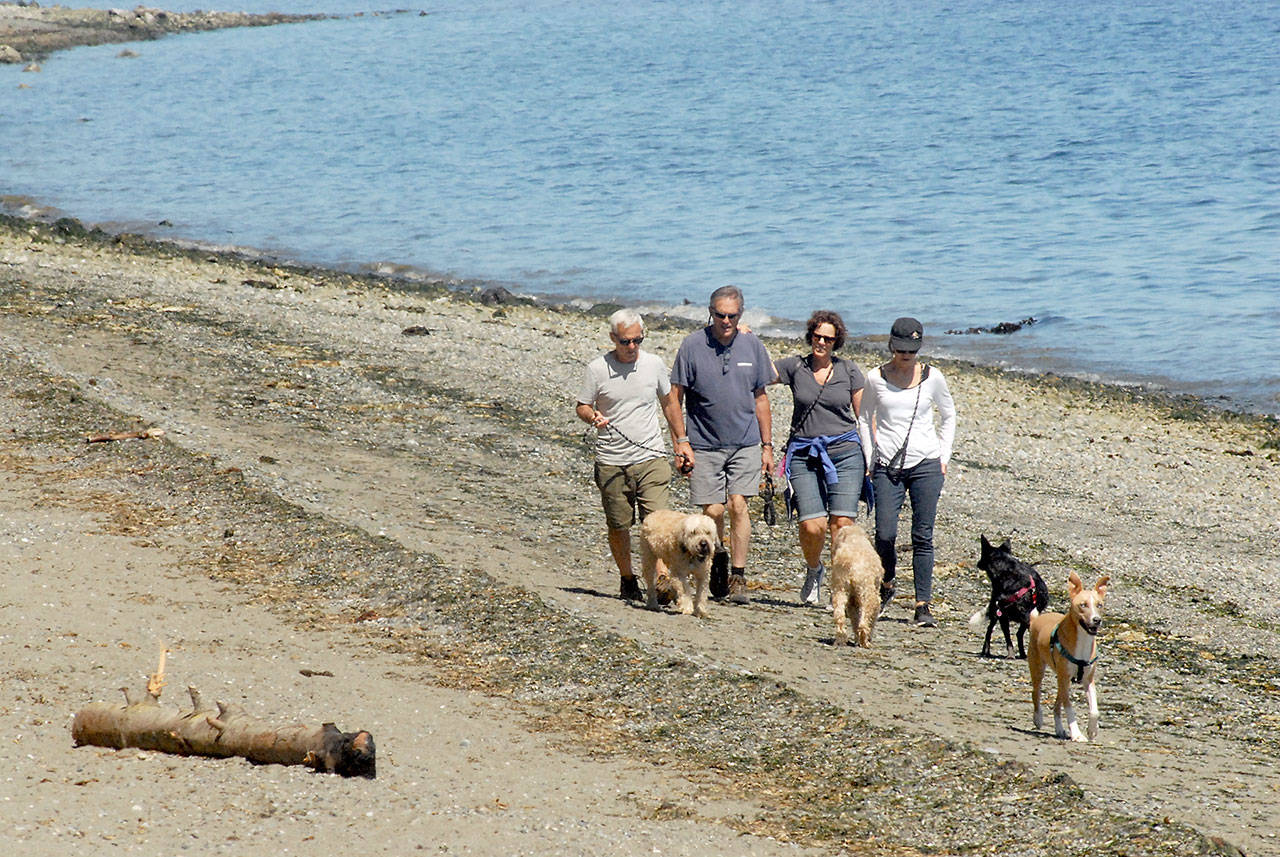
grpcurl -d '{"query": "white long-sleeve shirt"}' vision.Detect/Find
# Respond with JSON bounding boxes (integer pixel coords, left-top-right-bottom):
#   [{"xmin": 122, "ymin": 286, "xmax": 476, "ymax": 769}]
[{"xmin": 858, "ymin": 365, "xmax": 956, "ymax": 472}]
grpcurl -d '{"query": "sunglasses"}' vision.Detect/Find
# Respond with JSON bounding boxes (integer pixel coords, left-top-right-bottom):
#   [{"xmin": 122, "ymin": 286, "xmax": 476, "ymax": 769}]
[
  {"xmin": 812, "ymin": 333, "xmax": 837, "ymax": 344},
  {"xmin": 711, "ymin": 310, "xmax": 741, "ymax": 321},
  {"xmin": 615, "ymin": 336, "xmax": 644, "ymax": 346}
]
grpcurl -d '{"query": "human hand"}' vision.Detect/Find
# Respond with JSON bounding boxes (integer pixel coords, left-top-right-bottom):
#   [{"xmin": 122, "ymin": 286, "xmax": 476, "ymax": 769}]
[{"xmin": 675, "ymin": 444, "xmax": 695, "ymax": 476}]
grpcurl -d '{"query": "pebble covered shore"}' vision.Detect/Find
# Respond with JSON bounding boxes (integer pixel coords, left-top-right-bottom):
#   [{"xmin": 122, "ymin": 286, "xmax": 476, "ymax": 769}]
[{"xmin": 2, "ymin": 214, "xmax": 1277, "ymax": 855}]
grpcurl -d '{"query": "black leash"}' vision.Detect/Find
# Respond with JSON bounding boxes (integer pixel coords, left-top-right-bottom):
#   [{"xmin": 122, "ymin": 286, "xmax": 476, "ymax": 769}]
[{"xmin": 582, "ymin": 422, "xmax": 669, "ymax": 458}]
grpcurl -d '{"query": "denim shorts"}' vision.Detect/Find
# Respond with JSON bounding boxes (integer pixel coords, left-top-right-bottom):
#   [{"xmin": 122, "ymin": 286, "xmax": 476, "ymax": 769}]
[{"xmin": 787, "ymin": 441, "xmax": 864, "ymax": 522}]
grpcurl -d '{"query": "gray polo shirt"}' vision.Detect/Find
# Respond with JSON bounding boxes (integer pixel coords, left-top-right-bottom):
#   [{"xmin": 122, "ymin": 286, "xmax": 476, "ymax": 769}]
[{"xmin": 670, "ymin": 328, "xmax": 773, "ymax": 450}]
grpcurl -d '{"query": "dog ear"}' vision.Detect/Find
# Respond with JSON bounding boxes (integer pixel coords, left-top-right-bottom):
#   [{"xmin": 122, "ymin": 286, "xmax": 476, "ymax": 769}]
[
  {"xmin": 1067, "ymin": 570, "xmax": 1084, "ymax": 596},
  {"xmin": 1000, "ymin": 539, "xmax": 1012, "ymax": 552},
  {"xmin": 1095, "ymin": 576, "xmax": 1110, "ymax": 599},
  {"xmin": 980, "ymin": 534, "xmax": 992, "ymax": 552}
]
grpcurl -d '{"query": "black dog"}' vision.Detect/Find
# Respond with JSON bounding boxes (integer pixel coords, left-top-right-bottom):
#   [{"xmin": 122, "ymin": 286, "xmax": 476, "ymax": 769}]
[{"xmin": 972, "ymin": 535, "xmax": 1049, "ymax": 659}]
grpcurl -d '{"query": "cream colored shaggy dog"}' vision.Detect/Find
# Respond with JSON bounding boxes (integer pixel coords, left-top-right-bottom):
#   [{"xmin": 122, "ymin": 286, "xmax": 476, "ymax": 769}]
[
  {"xmin": 639, "ymin": 509, "xmax": 718, "ymax": 617},
  {"xmin": 829, "ymin": 523, "xmax": 884, "ymax": 647}
]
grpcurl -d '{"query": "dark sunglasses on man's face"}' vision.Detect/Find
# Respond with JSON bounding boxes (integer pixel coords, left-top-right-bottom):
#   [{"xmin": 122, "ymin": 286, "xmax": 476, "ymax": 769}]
[
  {"xmin": 616, "ymin": 336, "xmax": 644, "ymax": 346},
  {"xmin": 812, "ymin": 334, "xmax": 837, "ymax": 344},
  {"xmin": 711, "ymin": 310, "xmax": 740, "ymax": 321}
]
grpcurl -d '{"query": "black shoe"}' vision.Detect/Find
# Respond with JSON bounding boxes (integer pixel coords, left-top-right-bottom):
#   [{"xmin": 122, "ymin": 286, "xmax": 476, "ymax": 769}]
[
  {"xmin": 620, "ymin": 575, "xmax": 643, "ymax": 603},
  {"xmin": 878, "ymin": 584, "xmax": 895, "ymax": 617},
  {"xmin": 913, "ymin": 603, "xmax": 937, "ymax": 628},
  {"xmin": 710, "ymin": 546, "xmax": 730, "ymax": 600}
]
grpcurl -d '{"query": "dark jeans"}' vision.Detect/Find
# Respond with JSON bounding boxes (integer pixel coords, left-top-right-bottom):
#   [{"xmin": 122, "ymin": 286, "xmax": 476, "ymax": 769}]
[{"xmin": 872, "ymin": 457, "xmax": 945, "ymax": 604}]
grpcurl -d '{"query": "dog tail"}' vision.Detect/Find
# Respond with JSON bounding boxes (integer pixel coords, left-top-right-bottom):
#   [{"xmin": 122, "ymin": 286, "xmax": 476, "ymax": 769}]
[{"xmin": 967, "ymin": 608, "xmax": 986, "ymax": 627}]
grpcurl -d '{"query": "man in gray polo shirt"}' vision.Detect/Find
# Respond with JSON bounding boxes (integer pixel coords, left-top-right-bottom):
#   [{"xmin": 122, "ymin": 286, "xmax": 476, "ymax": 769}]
[
  {"xmin": 669, "ymin": 286, "xmax": 775, "ymax": 603},
  {"xmin": 577, "ymin": 309, "xmax": 685, "ymax": 602}
]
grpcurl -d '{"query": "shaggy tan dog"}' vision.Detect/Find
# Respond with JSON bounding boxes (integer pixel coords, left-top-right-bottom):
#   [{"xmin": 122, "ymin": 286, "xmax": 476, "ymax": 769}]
[
  {"xmin": 639, "ymin": 509, "xmax": 718, "ymax": 618},
  {"xmin": 829, "ymin": 524, "xmax": 883, "ymax": 647}
]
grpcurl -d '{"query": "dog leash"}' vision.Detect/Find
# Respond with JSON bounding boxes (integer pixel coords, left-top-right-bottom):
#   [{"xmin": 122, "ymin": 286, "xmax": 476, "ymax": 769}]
[
  {"xmin": 1050, "ymin": 628, "xmax": 1099, "ymax": 683},
  {"xmin": 583, "ymin": 423, "xmax": 668, "ymax": 457},
  {"xmin": 583, "ymin": 423, "xmax": 693, "ymax": 477}
]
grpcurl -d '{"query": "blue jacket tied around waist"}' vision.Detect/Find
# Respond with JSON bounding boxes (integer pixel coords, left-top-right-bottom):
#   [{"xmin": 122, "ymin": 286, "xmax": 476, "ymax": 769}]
[{"xmin": 783, "ymin": 429, "xmax": 875, "ymax": 515}]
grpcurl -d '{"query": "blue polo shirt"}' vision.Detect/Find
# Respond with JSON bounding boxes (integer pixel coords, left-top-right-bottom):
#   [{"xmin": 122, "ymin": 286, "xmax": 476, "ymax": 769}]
[{"xmin": 670, "ymin": 327, "xmax": 773, "ymax": 450}]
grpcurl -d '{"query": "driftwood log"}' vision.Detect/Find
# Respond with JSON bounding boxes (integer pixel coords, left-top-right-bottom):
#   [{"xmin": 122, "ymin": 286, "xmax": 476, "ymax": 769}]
[
  {"xmin": 84, "ymin": 427, "xmax": 165, "ymax": 443},
  {"xmin": 71, "ymin": 650, "xmax": 375, "ymax": 778}
]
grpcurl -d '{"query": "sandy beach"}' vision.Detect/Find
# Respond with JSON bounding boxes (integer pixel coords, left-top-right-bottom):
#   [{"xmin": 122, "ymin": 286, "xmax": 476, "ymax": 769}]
[
  {"xmin": 2, "ymin": 208, "xmax": 1278, "ymax": 856},
  {"xmin": 3, "ymin": 14, "xmax": 1279, "ymax": 851}
]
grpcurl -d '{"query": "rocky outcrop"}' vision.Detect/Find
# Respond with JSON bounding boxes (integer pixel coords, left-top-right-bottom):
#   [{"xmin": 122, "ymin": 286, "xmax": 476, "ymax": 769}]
[{"xmin": 0, "ymin": 2, "xmax": 328, "ymax": 62}]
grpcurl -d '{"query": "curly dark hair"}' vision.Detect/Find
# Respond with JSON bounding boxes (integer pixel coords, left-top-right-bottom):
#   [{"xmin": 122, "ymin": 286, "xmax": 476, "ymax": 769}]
[{"xmin": 805, "ymin": 310, "xmax": 847, "ymax": 351}]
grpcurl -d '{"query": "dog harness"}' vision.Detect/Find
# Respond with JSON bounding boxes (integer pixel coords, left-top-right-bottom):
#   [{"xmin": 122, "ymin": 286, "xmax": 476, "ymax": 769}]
[
  {"xmin": 1050, "ymin": 628, "xmax": 1098, "ymax": 683},
  {"xmin": 994, "ymin": 583, "xmax": 1036, "ymax": 618}
]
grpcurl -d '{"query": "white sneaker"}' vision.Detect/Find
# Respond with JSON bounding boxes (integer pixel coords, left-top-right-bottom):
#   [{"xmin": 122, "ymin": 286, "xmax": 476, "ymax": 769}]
[{"xmin": 800, "ymin": 564, "xmax": 825, "ymax": 606}]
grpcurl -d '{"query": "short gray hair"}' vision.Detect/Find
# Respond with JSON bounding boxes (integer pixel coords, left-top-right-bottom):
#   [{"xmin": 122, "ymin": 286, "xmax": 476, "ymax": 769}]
[
  {"xmin": 609, "ymin": 308, "xmax": 645, "ymax": 335},
  {"xmin": 708, "ymin": 285, "xmax": 744, "ymax": 311}
]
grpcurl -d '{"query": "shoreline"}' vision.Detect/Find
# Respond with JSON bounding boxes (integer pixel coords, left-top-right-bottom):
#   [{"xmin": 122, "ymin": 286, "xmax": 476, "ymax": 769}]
[
  {"xmin": 2, "ymin": 210, "xmax": 1278, "ymax": 855},
  {"xmin": 5, "ymin": 204, "xmax": 1277, "ymax": 435},
  {"xmin": 0, "ymin": 2, "xmax": 331, "ymax": 63}
]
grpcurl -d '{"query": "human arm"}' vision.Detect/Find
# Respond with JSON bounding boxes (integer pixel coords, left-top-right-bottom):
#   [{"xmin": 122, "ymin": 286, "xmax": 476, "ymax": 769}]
[
  {"xmin": 932, "ymin": 371, "xmax": 957, "ymax": 475},
  {"xmin": 661, "ymin": 386, "xmax": 694, "ymax": 474},
  {"xmin": 766, "ymin": 357, "xmax": 784, "ymax": 385},
  {"xmin": 857, "ymin": 372, "xmax": 878, "ymax": 474},
  {"xmin": 754, "ymin": 386, "xmax": 774, "ymax": 473},
  {"xmin": 575, "ymin": 401, "xmax": 609, "ymax": 428},
  {"xmin": 668, "ymin": 383, "xmax": 695, "ymax": 471}
]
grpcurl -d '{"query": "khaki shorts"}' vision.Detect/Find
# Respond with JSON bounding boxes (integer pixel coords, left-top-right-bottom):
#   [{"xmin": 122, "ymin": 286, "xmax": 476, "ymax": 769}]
[
  {"xmin": 688, "ymin": 445, "xmax": 762, "ymax": 506},
  {"xmin": 594, "ymin": 457, "xmax": 672, "ymax": 530}
]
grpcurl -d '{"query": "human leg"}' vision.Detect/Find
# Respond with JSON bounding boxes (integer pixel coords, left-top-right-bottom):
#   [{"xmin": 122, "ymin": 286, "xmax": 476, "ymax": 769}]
[
  {"xmin": 607, "ymin": 527, "xmax": 633, "ymax": 578},
  {"xmin": 905, "ymin": 458, "xmax": 945, "ymax": 605},
  {"xmin": 872, "ymin": 467, "xmax": 906, "ymax": 588},
  {"xmin": 726, "ymin": 493, "xmax": 751, "ymax": 569},
  {"xmin": 721, "ymin": 445, "xmax": 762, "ymax": 570},
  {"xmin": 595, "ymin": 461, "xmax": 641, "ymax": 600},
  {"xmin": 798, "ymin": 518, "xmax": 826, "ymax": 569}
]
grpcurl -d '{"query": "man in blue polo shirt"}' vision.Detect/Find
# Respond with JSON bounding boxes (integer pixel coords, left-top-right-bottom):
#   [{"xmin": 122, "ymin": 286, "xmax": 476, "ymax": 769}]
[{"xmin": 669, "ymin": 285, "xmax": 775, "ymax": 603}]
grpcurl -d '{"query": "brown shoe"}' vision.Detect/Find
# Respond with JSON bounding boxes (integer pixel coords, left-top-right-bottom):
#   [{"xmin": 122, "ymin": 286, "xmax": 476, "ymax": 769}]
[{"xmin": 727, "ymin": 573, "xmax": 750, "ymax": 604}]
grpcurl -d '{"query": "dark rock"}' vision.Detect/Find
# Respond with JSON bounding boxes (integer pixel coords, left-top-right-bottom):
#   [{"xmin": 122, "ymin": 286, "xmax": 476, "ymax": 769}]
[
  {"xmin": 945, "ymin": 317, "xmax": 1038, "ymax": 336},
  {"xmin": 478, "ymin": 285, "xmax": 516, "ymax": 305}
]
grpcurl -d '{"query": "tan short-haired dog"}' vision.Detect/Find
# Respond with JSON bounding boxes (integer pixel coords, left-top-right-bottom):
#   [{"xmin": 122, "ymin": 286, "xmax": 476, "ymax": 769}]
[
  {"xmin": 829, "ymin": 524, "xmax": 883, "ymax": 647},
  {"xmin": 1028, "ymin": 571, "xmax": 1110, "ymax": 741},
  {"xmin": 639, "ymin": 509, "xmax": 718, "ymax": 618}
]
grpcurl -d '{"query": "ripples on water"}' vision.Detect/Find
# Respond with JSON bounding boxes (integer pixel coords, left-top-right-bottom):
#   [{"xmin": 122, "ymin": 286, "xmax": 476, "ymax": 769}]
[{"xmin": 5, "ymin": 0, "xmax": 1278, "ymax": 413}]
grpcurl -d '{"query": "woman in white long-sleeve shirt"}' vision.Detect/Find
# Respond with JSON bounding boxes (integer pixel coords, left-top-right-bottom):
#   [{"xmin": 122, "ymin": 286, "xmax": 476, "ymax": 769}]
[{"xmin": 857, "ymin": 317, "xmax": 956, "ymax": 628}]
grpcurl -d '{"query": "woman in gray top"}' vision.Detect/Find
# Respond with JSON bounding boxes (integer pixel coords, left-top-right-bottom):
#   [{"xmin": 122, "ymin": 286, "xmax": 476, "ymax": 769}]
[{"xmin": 772, "ymin": 310, "xmax": 868, "ymax": 606}]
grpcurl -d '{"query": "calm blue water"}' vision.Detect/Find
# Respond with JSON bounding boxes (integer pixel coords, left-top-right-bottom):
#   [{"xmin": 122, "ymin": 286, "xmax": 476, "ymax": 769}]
[{"xmin": 4, "ymin": 0, "xmax": 1278, "ymax": 414}]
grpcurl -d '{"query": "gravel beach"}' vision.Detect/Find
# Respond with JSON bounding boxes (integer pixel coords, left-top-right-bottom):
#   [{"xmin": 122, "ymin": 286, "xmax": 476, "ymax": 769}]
[{"xmin": 2, "ymin": 212, "xmax": 1277, "ymax": 856}]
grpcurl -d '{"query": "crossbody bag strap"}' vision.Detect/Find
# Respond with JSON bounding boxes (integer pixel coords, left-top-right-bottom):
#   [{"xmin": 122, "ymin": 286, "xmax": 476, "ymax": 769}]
[
  {"xmin": 881, "ymin": 364, "xmax": 928, "ymax": 467},
  {"xmin": 785, "ymin": 354, "xmax": 836, "ymax": 451}
]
